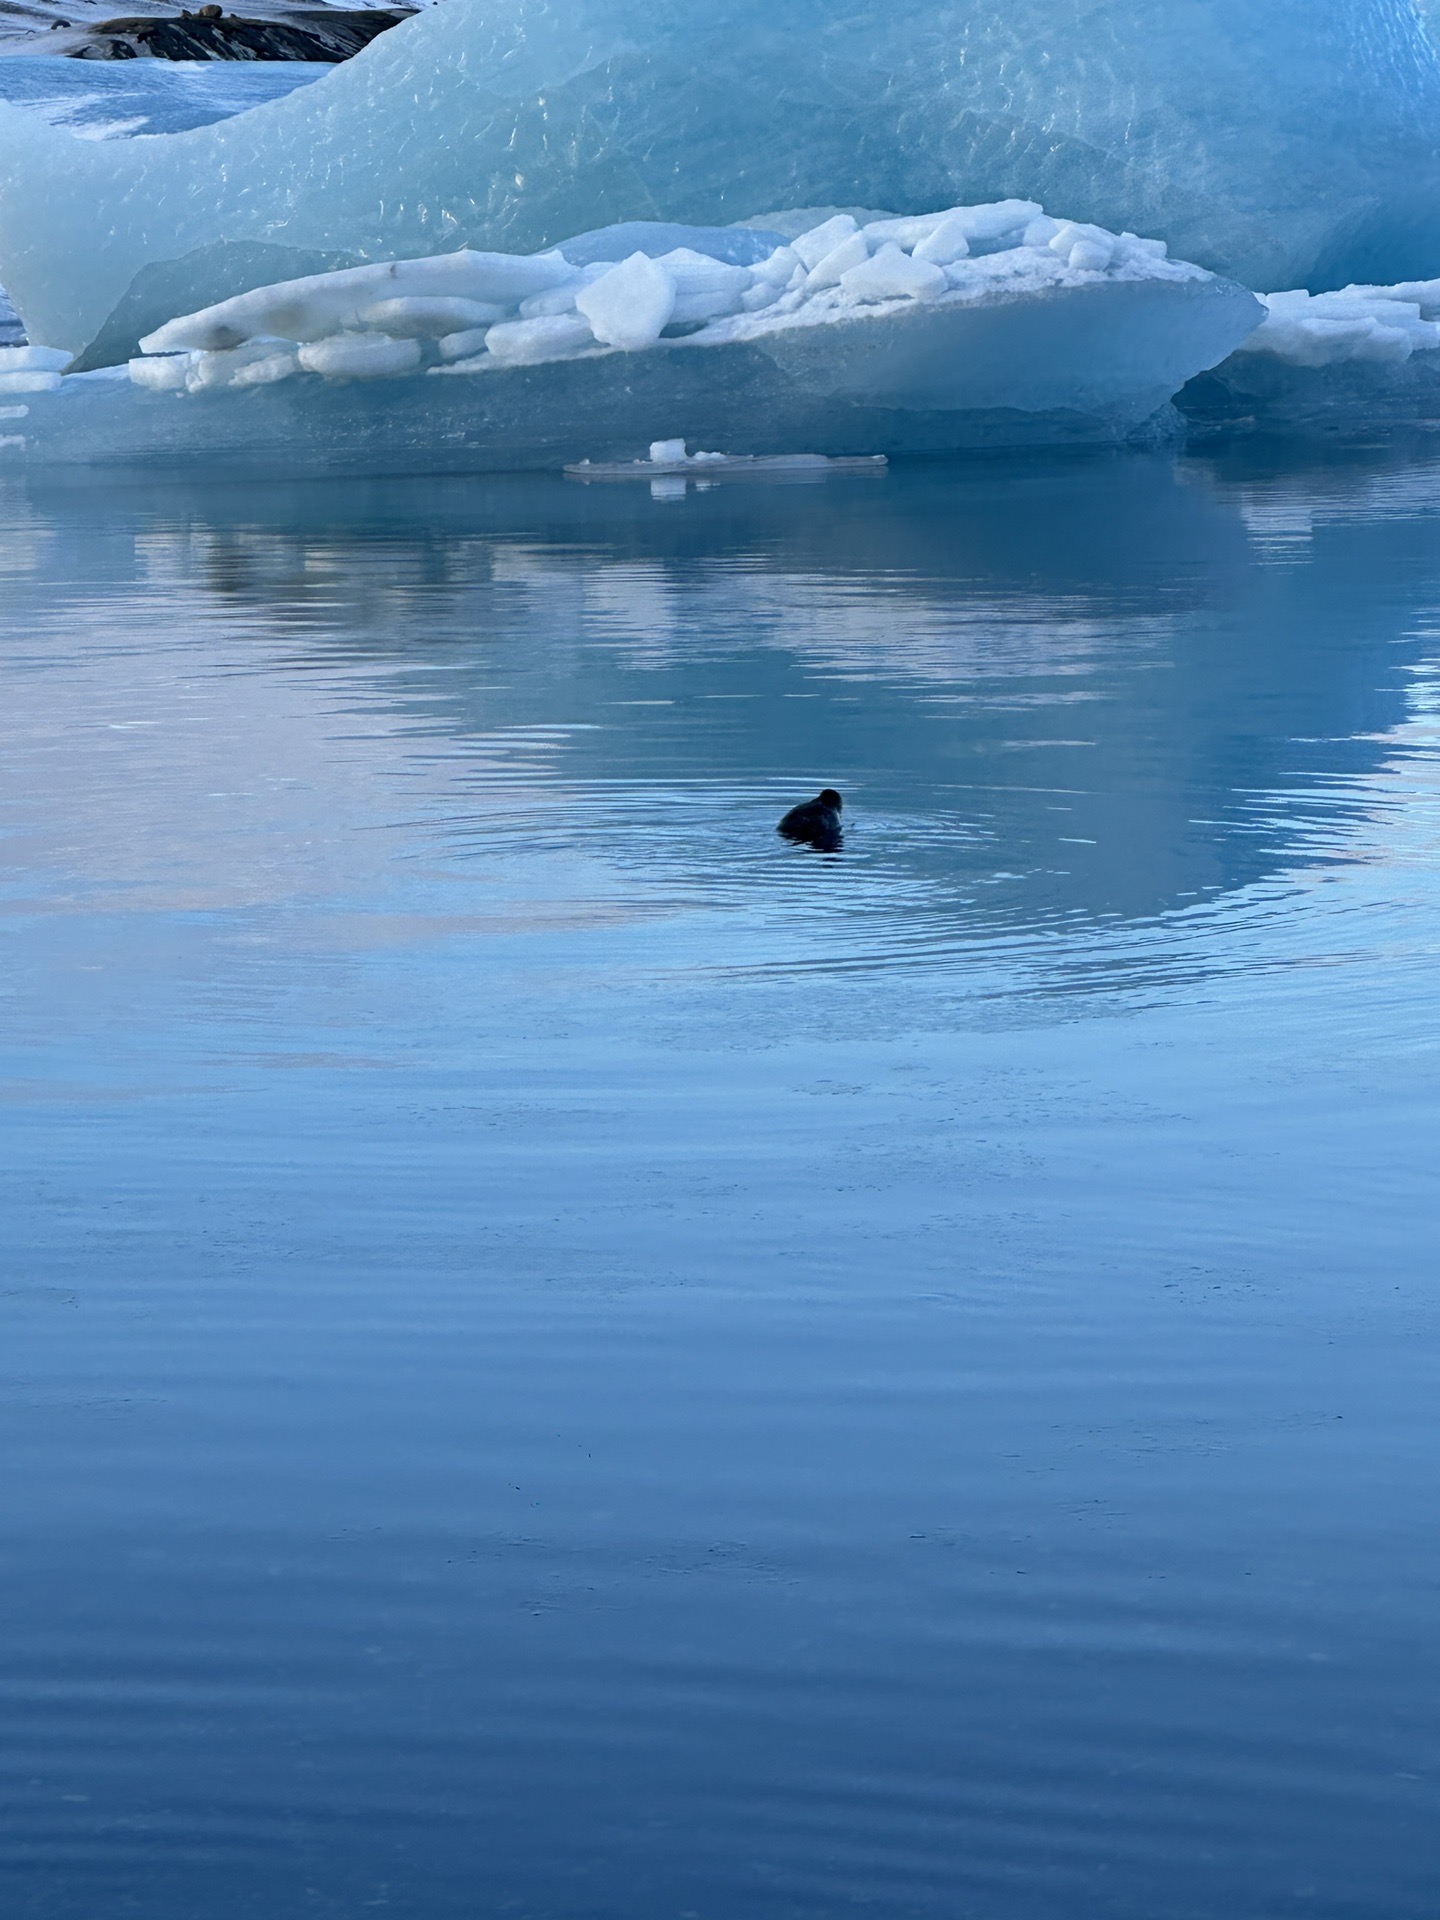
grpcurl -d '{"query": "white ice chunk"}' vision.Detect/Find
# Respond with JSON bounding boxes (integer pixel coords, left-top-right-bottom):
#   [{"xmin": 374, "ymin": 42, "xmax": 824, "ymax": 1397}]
[
  {"xmin": 804, "ymin": 231, "xmax": 872, "ymax": 292},
  {"xmin": 1233, "ymin": 285, "xmax": 1440, "ymax": 366},
  {"xmin": 296, "ymin": 333, "xmax": 422, "ymax": 380},
  {"xmin": 650, "ymin": 438, "xmax": 687, "ymax": 462},
  {"xmin": 228, "ymin": 351, "xmax": 300, "ymax": 389},
  {"xmin": 1022, "ymin": 215, "xmax": 1062, "ymax": 248},
  {"xmin": 752, "ymin": 247, "xmax": 802, "ymax": 287},
  {"xmin": 658, "ymin": 253, "xmax": 753, "ymax": 324},
  {"xmin": 437, "ymin": 327, "xmax": 493, "ymax": 361},
  {"xmin": 791, "ymin": 215, "xmax": 860, "ymax": 272},
  {"xmin": 0, "ymin": 345, "xmax": 73, "ymax": 373},
  {"xmin": 656, "ymin": 250, "xmax": 752, "ymax": 299},
  {"xmin": 140, "ymin": 252, "xmax": 574, "ymax": 354},
  {"xmin": 911, "ymin": 214, "xmax": 973, "ymax": 267},
  {"xmin": 185, "ymin": 339, "xmax": 300, "ymax": 391},
  {"xmin": 956, "ymin": 200, "xmax": 1045, "ymax": 245},
  {"xmin": 740, "ymin": 281, "xmax": 783, "ymax": 312},
  {"xmin": 483, "ymin": 313, "xmax": 596, "ymax": 365},
  {"xmin": 574, "ymin": 253, "xmax": 675, "ymax": 350},
  {"xmin": 0, "ymin": 370, "xmax": 62, "ymax": 394},
  {"xmin": 358, "ymin": 296, "xmax": 512, "ymax": 337},
  {"xmin": 1048, "ymin": 222, "xmax": 1118, "ymax": 271},
  {"xmin": 518, "ymin": 263, "xmax": 611, "ymax": 319},
  {"xmin": 129, "ymin": 353, "xmax": 191, "ymax": 392},
  {"xmin": 838, "ymin": 244, "xmax": 948, "ymax": 304}
]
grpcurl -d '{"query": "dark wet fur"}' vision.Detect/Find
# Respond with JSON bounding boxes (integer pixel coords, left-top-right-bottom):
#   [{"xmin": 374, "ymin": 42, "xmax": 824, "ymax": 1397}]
[{"xmin": 778, "ymin": 789, "xmax": 843, "ymax": 852}]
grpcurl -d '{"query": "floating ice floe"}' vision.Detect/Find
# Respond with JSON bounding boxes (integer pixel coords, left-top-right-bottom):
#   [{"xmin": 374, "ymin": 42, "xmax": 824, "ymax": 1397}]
[
  {"xmin": 1178, "ymin": 281, "xmax": 1440, "ymax": 440},
  {"xmin": 0, "ymin": 204, "xmax": 1262, "ymax": 476},
  {"xmin": 566, "ymin": 438, "xmax": 889, "ymax": 491},
  {"xmin": 1, "ymin": 0, "xmax": 1438, "ymax": 366}
]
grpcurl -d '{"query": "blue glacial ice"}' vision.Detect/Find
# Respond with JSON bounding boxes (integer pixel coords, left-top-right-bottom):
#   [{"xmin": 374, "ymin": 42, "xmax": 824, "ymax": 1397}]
[
  {"xmin": 1, "ymin": 0, "xmax": 1439, "ymax": 366},
  {"xmin": 0, "ymin": 205, "xmax": 1263, "ymax": 475}
]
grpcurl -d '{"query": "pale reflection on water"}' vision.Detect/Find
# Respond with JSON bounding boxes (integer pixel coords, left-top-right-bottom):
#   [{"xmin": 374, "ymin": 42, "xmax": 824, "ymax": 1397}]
[{"xmin": 0, "ymin": 454, "xmax": 1437, "ymax": 1920}]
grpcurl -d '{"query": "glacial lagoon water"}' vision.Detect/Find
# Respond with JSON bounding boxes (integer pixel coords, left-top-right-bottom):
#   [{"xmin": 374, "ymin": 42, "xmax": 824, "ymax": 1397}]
[{"xmin": 1, "ymin": 451, "xmax": 1438, "ymax": 1919}]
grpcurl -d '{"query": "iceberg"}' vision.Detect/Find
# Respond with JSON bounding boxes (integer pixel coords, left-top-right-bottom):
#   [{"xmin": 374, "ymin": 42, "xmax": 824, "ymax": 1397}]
[
  {"xmin": 1180, "ymin": 280, "xmax": 1440, "ymax": 440},
  {"xmin": 0, "ymin": 0, "xmax": 1437, "ymax": 367},
  {"xmin": 0, "ymin": 205, "xmax": 1261, "ymax": 476}
]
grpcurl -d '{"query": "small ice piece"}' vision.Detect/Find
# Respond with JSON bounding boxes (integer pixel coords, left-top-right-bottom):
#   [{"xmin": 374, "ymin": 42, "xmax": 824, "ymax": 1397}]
[
  {"xmin": 437, "ymin": 326, "xmax": 493, "ymax": 361},
  {"xmin": 484, "ymin": 313, "xmax": 596, "ymax": 365},
  {"xmin": 956, "ymin": 200, "xmax": 1045, "ymax": 246},
  {"xmin": 358, "ymin": 296, "xmax": 511, "ymax": 337},
  {"xmin": 911, "ymin": 213, "xmax": 973, "ymax": 266},
  {"xmin": 650, "ymin": 438, "xmax": 687, "ymax": 462},
  {"xmin": 791, "ymin": 215, "xmax": 860, "ymax": 271},
  {"xmin": 838, "ymin": 243, "xmax": 947, "ymax": 303},
  {"xmin": 519, "ymin": 263, "xmax": 611, "ymax": 318},
  {"xmin": 296, "ymin": 333, "xmax": 422, "ymax": 379},
  {"xmin": 1048, "ymin": 222, "xmax": 1118, "ymax": 271},
  {"xmin": 1023, "ymin": 215, "xmax": 1062, "ymax": 248},
  {"xmin": 1119, "ymin": 232, "xmax": 1169, "ymax": 261},
  {"xmin": 752, "ymin": 246, "xmax": 802, "ymax": 286},
  {"xmin": 574, "ymin": 252, "xmax": 676, "ymax": 349},
  {"xmin": 740, "ymin": 281, "xmax": 783, "ymax": 312},
  {"xmin": 186, "ymin": 339, "xmax": 300, "ymax": 390},
  {"xmin": 0, "ymin": 345, "xmax": 72, "ymax": 374},
  {"xmin": 0, "ymin": 369, "xmax": 62, "ymax": 394},
  {"xmin": 658, "ymin": 249, "xmax": 752, "ymax": 323},
  {"xmin": 140, "ymin": 252, "xmax": 575, "ymax": 355},
  {"xmin": 863, "ymin": 212, "xmax": 952, "ymax": 250},
  {"xmin": 129, "ymin": 353, "xmax": 192, "ymax": 392},
  {"xmin": 804, "ymin": 231, "xmax": 871, "ymax": 292}
]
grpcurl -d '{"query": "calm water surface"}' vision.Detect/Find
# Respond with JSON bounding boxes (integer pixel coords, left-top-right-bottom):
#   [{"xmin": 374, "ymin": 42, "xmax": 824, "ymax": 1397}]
[{"xmin": 1, "ymin": 455, "xmax": 1437, "ymax": 1918}]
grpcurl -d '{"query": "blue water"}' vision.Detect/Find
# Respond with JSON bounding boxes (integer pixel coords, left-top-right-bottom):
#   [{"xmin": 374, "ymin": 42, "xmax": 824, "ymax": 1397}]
[
  {"xmin": 0, "ymin": 55, "xmax": 330, "ymax": 139},
  {"xmin": 1, "ymin": 452, "xmax": 1437, "ymax": 1919}
]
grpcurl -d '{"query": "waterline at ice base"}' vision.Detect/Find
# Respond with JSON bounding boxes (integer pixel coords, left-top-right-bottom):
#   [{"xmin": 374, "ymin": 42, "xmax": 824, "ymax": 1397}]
[{"xmin": 4, "ymin": 0, "xmax": 1440, "ymax": 472}]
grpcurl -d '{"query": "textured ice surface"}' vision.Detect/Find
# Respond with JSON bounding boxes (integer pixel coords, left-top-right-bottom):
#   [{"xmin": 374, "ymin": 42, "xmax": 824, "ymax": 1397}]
[
  {"xmin": 1, "ymin": 0, "xmax": 1438, "ymax": 363},
  {"xmin": 2, "ymin": 207, "xmax": 1261, "ymax": 476}
]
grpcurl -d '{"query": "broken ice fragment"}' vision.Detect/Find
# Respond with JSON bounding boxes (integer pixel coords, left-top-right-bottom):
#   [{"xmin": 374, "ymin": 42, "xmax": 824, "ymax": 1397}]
[
  {"xmin": 358, "ymin": 296, "xmax": 511, "ymax": 337},
  {"xmin": 484, "ymin": 313, "xmax": 595, "ymax": 365},
  {"xmin": 140, "ymin": 252, "xmax": 574, "ymax": 355},
  {"xmin": 296, "ymin": 333, "xmax": 421, "ymax": 379},
  {"xmin": 574, "ymin": 254, "xmax": 676, "ymax": 350},
  {"xmin": 791, "ymin": 216, "xmax": 861, "ymax": 272},
  {"xmin": 911, "ymin": 215, "xmax": 972, "ymax": 267},
  {"xmin": 838, "ymin": 244, "xmax": 948, "ymax": 304},
  {"xmin": 0, "ymin": 346, "xmax": 73, "ymax": 374},
  {"xmin": 805, "ymin": 232, "xmax": 872, "ymax": 293}
]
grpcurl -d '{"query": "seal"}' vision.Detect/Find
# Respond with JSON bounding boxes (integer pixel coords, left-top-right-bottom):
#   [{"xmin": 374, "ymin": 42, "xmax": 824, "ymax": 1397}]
[{"xmin": 777, "ymin": 789, "xmax": 843, "ymax": 851}]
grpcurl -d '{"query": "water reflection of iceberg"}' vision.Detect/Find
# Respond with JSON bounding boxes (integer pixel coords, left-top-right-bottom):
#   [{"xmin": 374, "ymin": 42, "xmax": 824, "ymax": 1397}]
[{"xmin": 3, "ymin": 452, "xmax": 1428, "ymax": 986}]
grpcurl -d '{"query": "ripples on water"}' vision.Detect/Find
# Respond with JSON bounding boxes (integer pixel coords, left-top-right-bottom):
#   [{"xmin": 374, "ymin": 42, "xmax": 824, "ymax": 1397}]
[{"xmin": 1, "ymin": 452, "xmax": 1437, "ymax": 1918}]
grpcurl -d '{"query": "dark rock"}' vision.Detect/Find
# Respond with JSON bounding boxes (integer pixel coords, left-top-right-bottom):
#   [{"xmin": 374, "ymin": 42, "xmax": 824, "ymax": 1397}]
[{"xmin": 69, "ymin": 5, "xmax": 413, "ymax": 59}]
